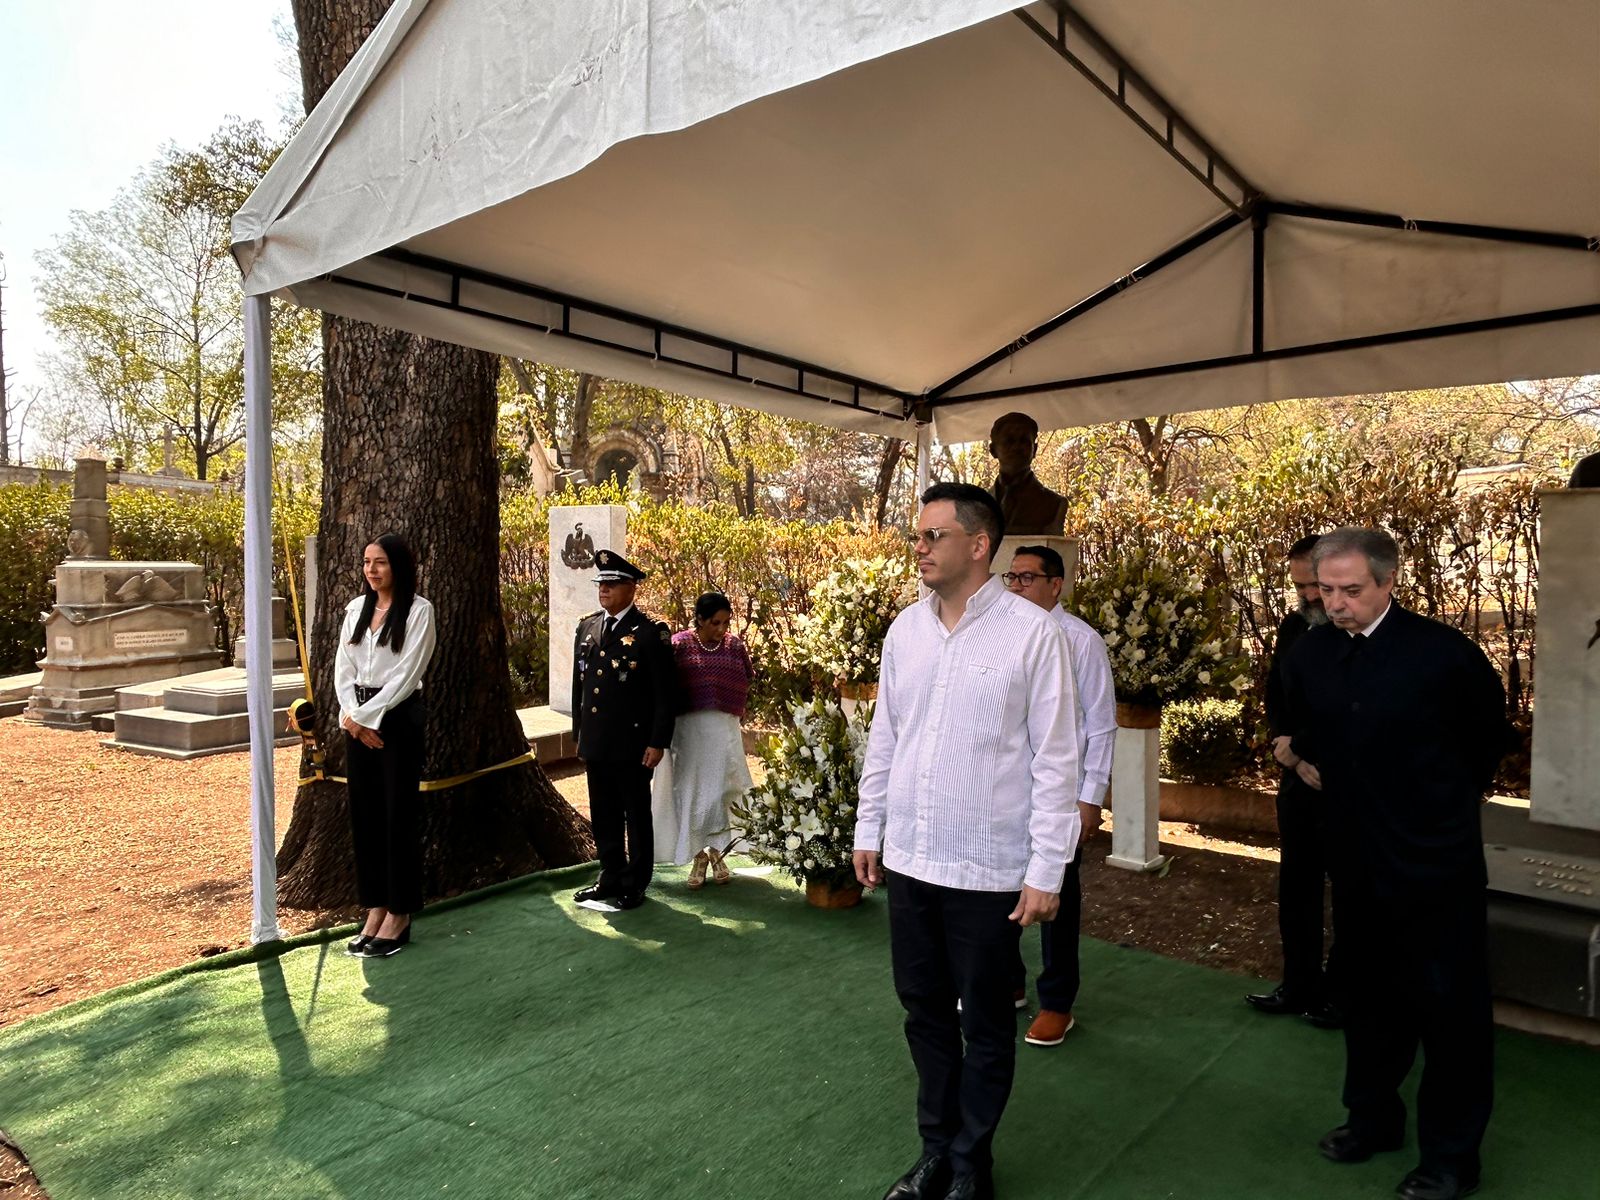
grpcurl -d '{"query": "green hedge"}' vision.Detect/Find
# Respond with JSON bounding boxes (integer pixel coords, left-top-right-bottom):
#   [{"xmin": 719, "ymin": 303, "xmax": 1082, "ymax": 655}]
[
  {"xmin": 1159, "ymin": 698, "xmax": 1252, "ymax": 786},
  {"xmin": 0, "ymin": 481, "xmax": 317, "ymax": 676}
]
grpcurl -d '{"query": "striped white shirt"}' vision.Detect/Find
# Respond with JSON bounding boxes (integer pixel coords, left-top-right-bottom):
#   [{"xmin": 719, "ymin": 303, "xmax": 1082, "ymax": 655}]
[
  {"xmin": 1054, "ymin": 606, "xmax": 1117, "ymax": 808},
  {"xmin": 854, "ymin": 575, "xmax": 1082, "ymax": 893}
]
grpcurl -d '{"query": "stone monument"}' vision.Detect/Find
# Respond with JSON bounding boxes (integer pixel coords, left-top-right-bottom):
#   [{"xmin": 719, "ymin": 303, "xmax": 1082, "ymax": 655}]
[
  {"xmin": 25, "ymin": 457, "xmax": 222, "ymax": 728},
  {"xmin": 548, "ymin": 505, "xmax": 627, "ymax": 716}
]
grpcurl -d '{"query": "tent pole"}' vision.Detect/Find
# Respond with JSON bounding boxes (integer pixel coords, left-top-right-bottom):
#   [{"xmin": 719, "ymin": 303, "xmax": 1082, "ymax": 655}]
[
  {"xmin": 914, "ymin": 420, "xmax": 932, "ymax": 498},
  {"xmin": 244, "ymin": 294, "xmax": 281, "ymax": 944}
]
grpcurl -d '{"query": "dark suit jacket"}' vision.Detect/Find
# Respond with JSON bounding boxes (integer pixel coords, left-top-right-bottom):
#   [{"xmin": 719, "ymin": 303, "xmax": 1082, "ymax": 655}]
[
  {"xmin": 571, "ymin": 606, "xmax": 677, "ymax": 764},
  {"xmin": 1265, "ymin": 608, "xmax": 1313, "ymax": 740},
  {"xmin": 1283, "ymin": 603, "xmax": 1509, "ymax": 894}
]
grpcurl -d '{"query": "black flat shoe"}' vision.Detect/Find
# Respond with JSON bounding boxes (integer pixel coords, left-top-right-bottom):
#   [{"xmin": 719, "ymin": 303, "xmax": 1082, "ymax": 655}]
[
  {"xmin": 1319, "ymin": 1125, "xmax": 1404, "ymax": 1164},
  {"xmin": 883, "ymin": 1153, "xmax": 951, "ymax": 1200},
  {"xmin": 360, "ymin": 935, "xmax": 405, "ymax": 958},
  {"xmin": 1396, "ymin": 1166, "xmax": 1479, "ymax": 1200},
  {"xmin": 1245, "ymin": 984, "xmax": 1309, "ymax": 1015},
  {"xmin": 345, "ymin": 933, "xmax": 375, "ymax": 956}
]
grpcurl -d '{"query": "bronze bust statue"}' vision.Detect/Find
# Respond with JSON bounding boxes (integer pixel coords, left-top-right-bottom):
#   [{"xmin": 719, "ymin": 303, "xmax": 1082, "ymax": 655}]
[{"xmin": 987, "ymin": 412, "xmax": 1067, "ymax": 536}]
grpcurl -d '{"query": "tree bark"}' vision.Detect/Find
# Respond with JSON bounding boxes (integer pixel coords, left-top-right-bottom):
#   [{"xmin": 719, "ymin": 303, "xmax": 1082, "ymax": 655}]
[
  {"xmin": 872, "ymin": 436, "xmax": 905, "ymax": 527},
  {"xmin": 278, "ymin": 0, "xmax": 592, "ymax": 910}
]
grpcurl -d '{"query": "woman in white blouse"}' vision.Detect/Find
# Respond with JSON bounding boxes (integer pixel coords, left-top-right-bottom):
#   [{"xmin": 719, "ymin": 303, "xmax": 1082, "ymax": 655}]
[{"xmin": 334, "ymin": 534, "xmax": 437, "ymax": 958}]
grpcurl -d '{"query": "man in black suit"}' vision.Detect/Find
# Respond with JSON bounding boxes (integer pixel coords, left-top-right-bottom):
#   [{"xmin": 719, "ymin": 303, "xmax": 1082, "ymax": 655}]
[
  {"xmin": 1247, "ymin": 533, "xmax": 1342, "ymax": 1027},
  {"xmin": 1278, "ymin": 527, "xmax": 1509, "ymax": 1200},
  {"xmin": 571, "ymin": 549, "xmax": 677, "ymax": 910}
]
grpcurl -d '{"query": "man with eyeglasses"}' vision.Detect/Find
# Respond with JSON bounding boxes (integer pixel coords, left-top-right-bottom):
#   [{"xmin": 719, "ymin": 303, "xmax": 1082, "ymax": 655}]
[
  {"xmin": 1001, "ymin": 545, "xmax": 1116, "ymax": 1048},
  {"xmin": 855, "ymin": 482, "xmax": 1081, "ymax": 1200}
]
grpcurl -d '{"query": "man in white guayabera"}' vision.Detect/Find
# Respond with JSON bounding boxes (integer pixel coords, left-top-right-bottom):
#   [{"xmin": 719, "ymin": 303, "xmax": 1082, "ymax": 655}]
[{"xmin": 854, "ymin": 482, "xmax": 1082, "ymax": 1200}]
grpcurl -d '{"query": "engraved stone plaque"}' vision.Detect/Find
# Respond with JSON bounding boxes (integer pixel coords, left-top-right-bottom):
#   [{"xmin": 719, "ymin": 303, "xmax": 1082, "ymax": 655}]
[{"xmin": 112, "ymin": 629, "xmax": 188, "ymax": 650}]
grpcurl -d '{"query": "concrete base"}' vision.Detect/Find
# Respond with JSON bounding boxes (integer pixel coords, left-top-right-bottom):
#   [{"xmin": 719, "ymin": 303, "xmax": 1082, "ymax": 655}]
[
  {"xmin": 104, "ymin": 668, "xmax": 303, "ymax": 758},
  {"xmin": 517, "ymin": 704, "xmax": 578, "ymax": 764},
  {"xmin": 0, "ymin": 671, "xmax": 43, "ymax": 719},
  {"xmin": 1108, "ymin": 724, "xmax": 1166, "ymax": 873}
]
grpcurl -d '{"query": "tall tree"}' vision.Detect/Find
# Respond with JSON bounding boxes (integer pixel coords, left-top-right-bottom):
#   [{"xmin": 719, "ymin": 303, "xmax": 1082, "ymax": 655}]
[
  {"xmin": 36, "ymin": 121, "xmax": 320, "ymax": 479},
  {"xmin": 278, "ymin": 0, "xmax": 591, "ymax": 908}
]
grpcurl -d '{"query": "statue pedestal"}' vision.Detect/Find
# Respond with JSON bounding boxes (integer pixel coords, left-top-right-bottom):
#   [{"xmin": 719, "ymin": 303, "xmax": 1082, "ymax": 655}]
[
  {"xmin": 1106, "ymin": 723, "xmax": 1166, "ymax": 872},
  {"xmin": 548, "ymin": 506, "xmax": 627, "ymax": 716},
  {"xmin": 232, "ymin": 596, "xmax": 301, "ymax": 671},
  {"xmin": 26, "ymin": 560, "xmax": 223, "ymax": 729}
]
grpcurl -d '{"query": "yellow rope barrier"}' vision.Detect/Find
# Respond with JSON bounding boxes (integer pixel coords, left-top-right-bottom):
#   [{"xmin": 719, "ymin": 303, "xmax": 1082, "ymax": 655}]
[{"xmin": 299, "ymin": 749, "xmax": 538, "ymax": 791}]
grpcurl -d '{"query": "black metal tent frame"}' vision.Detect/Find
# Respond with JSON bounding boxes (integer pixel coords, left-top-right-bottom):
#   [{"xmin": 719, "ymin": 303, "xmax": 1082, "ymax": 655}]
[{"xmin": 323, "ymin": 0, "xmax": 1600, "ymax": 429}]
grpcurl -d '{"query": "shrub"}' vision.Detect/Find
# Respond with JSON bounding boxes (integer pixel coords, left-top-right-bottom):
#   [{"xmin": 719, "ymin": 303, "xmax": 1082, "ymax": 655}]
[{"xmin": 1159, "ymin": 697, "xmax": 1252, "ymax": 786}]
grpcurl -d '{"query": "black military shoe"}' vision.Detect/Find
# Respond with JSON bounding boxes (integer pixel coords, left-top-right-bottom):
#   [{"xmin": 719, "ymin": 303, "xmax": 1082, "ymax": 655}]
[
  {"xmin": 1303, "ymin": 999, "xmax": 1345, "ymax": 1029},
  {"xmin": 1396, "ymin": 1165, "xmax": 1479, "ymax": 1199},
  {"xmin": 1245, "ymin": 985, "xmax": 1309, "ymax": 1015},
  {"xmin": 944, "ymin": 1172, "xmax": 995, "ymax": 1200},
  {"xmin": 882, "ymin": 1154, "xmax": 951, "ymax": 1200},
  {"xmin": 1319, "ymin": 1125, "xmax": 1404, "ymax": 1164},
  {"xmin": 614, "ymin": 892, "xmax": 647, "ymax": 910},
  {"xmin": 573, "ymin": 882, "xmax": 621, "ymax": 904}
]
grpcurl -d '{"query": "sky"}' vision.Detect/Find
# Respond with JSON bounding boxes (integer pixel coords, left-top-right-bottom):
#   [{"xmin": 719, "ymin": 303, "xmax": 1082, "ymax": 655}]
[{"xmin": 0, "ymin": 1, "xmax": 297, "ymax": 439}]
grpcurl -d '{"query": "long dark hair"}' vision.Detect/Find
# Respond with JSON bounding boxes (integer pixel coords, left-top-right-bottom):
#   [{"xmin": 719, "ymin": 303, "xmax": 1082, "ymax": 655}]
[{"xmin": 350, "ymin": 533, "xmax": 419, "ymax": 652}]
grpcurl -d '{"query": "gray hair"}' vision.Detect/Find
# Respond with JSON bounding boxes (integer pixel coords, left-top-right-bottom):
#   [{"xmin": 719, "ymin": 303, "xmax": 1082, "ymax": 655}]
[{"xmin": 1311, "ymin": 526, "xmax": 1400, "ymax": 584}]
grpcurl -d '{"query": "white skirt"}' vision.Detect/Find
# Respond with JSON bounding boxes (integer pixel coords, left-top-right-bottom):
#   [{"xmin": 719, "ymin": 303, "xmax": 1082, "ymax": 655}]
[{"xmin": 651, "ymin": 710, "xmax": 753, "ymax": 865}]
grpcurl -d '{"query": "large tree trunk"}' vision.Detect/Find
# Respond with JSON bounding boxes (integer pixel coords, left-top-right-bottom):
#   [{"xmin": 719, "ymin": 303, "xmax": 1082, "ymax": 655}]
[{"xmin": 278, "ymin": 0, "xmax": 592, "ymax": 910}]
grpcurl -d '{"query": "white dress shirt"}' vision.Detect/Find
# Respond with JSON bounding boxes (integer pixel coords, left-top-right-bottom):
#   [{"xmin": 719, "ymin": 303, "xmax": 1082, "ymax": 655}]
[
  {"xmin": 1054, "ymin": 607, "xmax": 1117, "ymax": 808},
  {"xmin": 854, "ymin": 575, "xmax": 1082, "ymax": 893},
  {"xmin": 335, "ymin": 594, "xmax": 437, "ymax": 729}
]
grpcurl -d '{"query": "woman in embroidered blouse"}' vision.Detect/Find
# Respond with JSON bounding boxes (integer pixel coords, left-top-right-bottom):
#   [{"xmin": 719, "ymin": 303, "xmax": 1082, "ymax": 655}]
[
  {"xmin": 334, "ymin": 533, "xmax": 437, "ymax": 958},
  {"xmin": 652, "ymin": 592, "xmax": 755, "ymax": 888}
]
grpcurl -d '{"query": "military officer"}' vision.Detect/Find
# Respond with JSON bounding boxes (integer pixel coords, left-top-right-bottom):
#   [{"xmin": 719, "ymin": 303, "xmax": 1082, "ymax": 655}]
[{"xmin": 571, "ymin": 549, "xmax": 678, "ymax": 909}]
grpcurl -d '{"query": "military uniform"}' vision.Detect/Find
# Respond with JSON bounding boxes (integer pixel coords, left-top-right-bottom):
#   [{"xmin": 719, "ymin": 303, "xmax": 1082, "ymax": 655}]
[{"xmin": 571, "ymin": 551, "xmax": 677, "ymax": 903}]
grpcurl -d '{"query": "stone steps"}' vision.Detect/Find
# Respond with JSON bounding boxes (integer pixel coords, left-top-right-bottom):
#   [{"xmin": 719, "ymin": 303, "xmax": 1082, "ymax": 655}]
[{"xmin": 104, "ymin": 668, "xmax": 306, "ymax": 760}]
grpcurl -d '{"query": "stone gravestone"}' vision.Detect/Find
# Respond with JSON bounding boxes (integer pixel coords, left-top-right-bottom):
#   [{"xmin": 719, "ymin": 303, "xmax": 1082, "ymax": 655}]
[
  {"xmin": 547, "ymin": 506, "xmax": 626, "ymax": 717},
  {"xmin": 27, "ymin": 457, "xmax": 222, "ymax": 728}
]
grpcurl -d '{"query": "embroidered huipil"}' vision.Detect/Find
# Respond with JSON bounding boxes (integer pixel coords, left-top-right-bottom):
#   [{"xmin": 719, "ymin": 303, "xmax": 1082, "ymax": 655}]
[
  {"xmin": 335, "ymin": 595, "xmax": 437, "ymax": 728},
  {"xmin": 854, "ymin": 576, "xmax": 1082, "ymax": 893}
]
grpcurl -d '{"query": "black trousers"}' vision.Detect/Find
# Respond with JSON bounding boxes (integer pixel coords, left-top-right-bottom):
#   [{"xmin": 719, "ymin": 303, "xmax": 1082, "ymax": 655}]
[
  {"xmin": 1275, "ymin": 775, "xmax": 1341, "ymax": 1004},
  {"xmin": 346, "ymin": 693, "xmax": 425, "ymax": 914},
  {"xmin": 1339, "ymin": 883, "xmax": 1494, "ymax": 1174},
  {"xmin": 888, "ymin": 870, "xmax": 1023, "ymax": 1177},
  {"xmin": 1010, "ymin": 847, "xmax": 1083, "ymax": 1011},
  {"xmin": 586, "ymin": 759, "xmax": 655, "ymax": 895}
]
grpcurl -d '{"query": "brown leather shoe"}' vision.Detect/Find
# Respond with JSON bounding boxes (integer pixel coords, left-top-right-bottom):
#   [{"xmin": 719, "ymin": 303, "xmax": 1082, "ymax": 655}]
[
  {"xmin": 1025, "ymin": 1009, "xmax": 1075, "ymax": 1046},
  {"xmin": 688, "ymin": 850, "xmax": 710, "ymax": 890}
]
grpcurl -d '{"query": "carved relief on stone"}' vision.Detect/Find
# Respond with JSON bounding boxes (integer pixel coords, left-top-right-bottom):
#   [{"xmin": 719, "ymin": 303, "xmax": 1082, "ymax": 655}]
[{"xmin": 107, "ymin": 570, "xmax": 182, "ymax": 604}]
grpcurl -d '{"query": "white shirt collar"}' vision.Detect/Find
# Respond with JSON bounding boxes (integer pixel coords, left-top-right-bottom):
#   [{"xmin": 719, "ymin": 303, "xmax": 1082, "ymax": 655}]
[
  {"xmin": 1353, "ymin": 601, "xmax": 1392, "ymax": 638},
  {"xmin": 603, "ymin": 604, "xmax": 634, "ymax": 626},
  {"xmin": 924, "ymin": 572, "xmax": 1006, "ymax": 628}
]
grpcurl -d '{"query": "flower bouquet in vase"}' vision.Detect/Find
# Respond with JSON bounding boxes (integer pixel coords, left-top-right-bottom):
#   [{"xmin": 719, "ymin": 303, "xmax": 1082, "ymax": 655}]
[
  {"xmin": 792, "ymin": 556, "xmax": 917, "ymax": 713},
  {"xmin": 731, "ymin": 696, "xmax": 873, "ymax": 908}
]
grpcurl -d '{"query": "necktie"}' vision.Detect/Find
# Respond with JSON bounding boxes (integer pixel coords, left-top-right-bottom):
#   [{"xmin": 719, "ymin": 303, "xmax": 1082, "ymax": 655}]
[{"xmin": 602, "ymin": 616, "xmax": 616, "ymax": 641}]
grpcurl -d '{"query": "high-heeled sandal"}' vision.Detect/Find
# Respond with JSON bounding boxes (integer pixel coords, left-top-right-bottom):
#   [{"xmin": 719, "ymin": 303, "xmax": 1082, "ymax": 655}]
[
  {"xmin": 708, "ymin": 847, "xmax": 732, "ymax": 885},
  {"xmin": 688, "ymin": 850, "xmax": 710, "ymax": 890}
]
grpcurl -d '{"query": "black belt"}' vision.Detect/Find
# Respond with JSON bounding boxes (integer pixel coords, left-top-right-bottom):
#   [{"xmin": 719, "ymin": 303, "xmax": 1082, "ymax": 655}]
[{"xmin": 355, "ymin": 685, "xmax": 421, "ymax": 705}]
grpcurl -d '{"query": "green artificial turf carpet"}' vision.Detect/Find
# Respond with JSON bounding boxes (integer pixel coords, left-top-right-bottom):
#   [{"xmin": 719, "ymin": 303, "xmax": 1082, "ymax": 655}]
[{"xmin": 2, "ymin": 861, "xmax": 1597, "ymax": 1199}]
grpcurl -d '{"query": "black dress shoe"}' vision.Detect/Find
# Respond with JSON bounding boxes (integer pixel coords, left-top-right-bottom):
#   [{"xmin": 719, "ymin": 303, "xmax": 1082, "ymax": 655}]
[
  {"xmin": 944, "ymin": 1172, "xmax": 995, "ymax": 1200},
  {"xmin": 614, "ymin": 892, "xmax": 646, "ymax": 910},
  {"xmin": 573, "ymin": 883, "xmax": 621, "ymax": 904},
  {"xmin": 1396, "ymin": 1165, "xmax": 1479, "ymax": 1199},
  {"xmin": 345, "ymin": 933, "xmax": 374, "ymax": 956},
  {"xmin": 1245, "ymin": 985, "xmax": 1309, "ymax": 1015},
  {"xmin": 1303, "ymin": 1000, "xmax": 1345, "ymax": 1029},
  {"xmin": 359, "ymin": 925, "xmax": 411, "ymax": 958},
  {"xmin": 883, "ymin": 1154, "xmax": 951, "ymax": 1200},
  {"xmin": 1319, "ymin": 1125, "xmax": 1404, "ymax": 1163}
]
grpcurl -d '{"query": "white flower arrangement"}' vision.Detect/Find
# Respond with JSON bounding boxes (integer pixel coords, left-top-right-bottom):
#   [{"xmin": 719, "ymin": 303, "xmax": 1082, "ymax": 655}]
[
  {"xmin": 791, "ymin": 556, "xmax": 917, "ymax": 684},
  {"xmin": 731, "ymin": 696, "xmax": 872, "ymax": 887},
  {"xmin": 1073, "ymin": 550, "xmax": 1250, "ymax": 707}
]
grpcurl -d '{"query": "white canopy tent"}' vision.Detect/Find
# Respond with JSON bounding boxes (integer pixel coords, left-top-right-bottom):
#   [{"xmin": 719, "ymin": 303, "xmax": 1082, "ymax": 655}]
[{"xmin": 233, "ymin": 0, "xmax": 1600, "ymax": 940}]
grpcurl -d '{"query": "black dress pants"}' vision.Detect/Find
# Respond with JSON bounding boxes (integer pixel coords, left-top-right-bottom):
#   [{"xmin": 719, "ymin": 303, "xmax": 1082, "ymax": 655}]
[
  {"xmin": 346, "ymin": 693, "xmax": 425, "ymax": 914},
  {"xmin": 888, "ymin": 870, "xmax": 1023, "ymax": 1177},
  {"xmin": 1339, "ymin": 883, "xmax": 1494, "ymax": 1175},
  {"xmin": 1033, "ymin": 846, "xmax": 1084, "ymax": 1012},
  {"xmin": 1275, "ymin": 774, "xmax": 1341, "ymax": 1004},
  {"xmin": 586, "ymin": 759, "xmax": 655, "ymax": 895}
]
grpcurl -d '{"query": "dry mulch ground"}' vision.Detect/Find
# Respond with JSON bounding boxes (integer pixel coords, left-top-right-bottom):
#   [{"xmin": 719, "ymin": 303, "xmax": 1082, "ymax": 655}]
[{"xmin": 0, "ymin": 718, "xmax": 1290, "ymax": 1197}]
